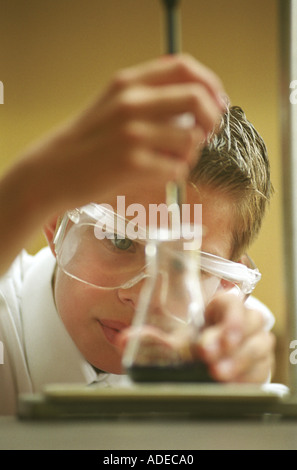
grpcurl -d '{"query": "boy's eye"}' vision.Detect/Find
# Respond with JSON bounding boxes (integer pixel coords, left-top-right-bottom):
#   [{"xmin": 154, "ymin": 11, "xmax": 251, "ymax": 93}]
[{"xmin": 111, "ymin": 235, "xmax": 133, "ymax": 251}]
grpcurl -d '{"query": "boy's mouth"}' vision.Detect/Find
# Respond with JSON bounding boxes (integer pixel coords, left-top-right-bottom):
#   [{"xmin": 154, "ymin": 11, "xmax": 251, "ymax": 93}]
[{"xmin": 98, "ymin": 319, "xmax": 129, "ymax": 346}]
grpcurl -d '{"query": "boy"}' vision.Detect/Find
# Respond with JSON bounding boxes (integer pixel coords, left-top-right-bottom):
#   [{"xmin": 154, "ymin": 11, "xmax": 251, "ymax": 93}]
[{"xmin": 0, "ymin": 57, "xmax": 275, "ymax": 414}]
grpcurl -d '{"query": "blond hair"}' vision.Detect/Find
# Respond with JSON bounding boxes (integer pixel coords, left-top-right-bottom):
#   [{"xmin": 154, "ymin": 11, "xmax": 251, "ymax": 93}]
[{"xmin": 190, "ymin": 105, "xmax": 273, "ymax": 260}]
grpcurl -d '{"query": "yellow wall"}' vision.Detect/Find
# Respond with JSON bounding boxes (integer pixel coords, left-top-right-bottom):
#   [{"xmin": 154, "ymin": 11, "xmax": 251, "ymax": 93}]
[{"xmin": 0, "ymin": 0, "xmax": 287, "ymax": 382}]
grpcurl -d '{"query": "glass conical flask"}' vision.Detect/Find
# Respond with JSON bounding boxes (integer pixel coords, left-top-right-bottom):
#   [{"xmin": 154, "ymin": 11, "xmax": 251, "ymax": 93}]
[{"xmin": 122, "ymin": 227, "xmax": 214, "ymax": 382}]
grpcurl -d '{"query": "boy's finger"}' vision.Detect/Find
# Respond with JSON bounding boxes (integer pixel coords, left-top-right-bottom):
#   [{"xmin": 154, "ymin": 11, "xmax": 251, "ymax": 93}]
[
  {"xmin": 211, "ymin": 331, "xmax": 275, "ymax": 382},
  {"xmin": 111, "ymin": 54, "xmax": 227, "ymax": 109}
]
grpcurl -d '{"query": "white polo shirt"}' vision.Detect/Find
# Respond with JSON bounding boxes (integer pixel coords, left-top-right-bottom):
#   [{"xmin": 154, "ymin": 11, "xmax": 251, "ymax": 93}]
[{"xmin": 0, "ymin": 247, "xmax": 275, "ymax": 415}]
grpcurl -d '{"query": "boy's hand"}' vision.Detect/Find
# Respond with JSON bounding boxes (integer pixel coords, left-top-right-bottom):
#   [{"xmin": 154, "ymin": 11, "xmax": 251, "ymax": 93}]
[
  {"xmin": 118, "ymin": 291, "xmax": 275, "ymax": 385},
  {"xmin": 30, "ymin": 54, "xmax": 226, "ymax": 213},
  {"xmin": 195, "ymin": 293, "xmax": 276, "ymax": 383},
  {"xmin": 0, "ymin": 54, "xmax": 226, "ymax": 275}
]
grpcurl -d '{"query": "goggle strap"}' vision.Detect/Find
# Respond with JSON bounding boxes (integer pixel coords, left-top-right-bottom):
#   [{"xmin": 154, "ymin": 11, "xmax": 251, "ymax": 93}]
[{"xmin": 53, "ymin": 215, "xmax": 69, "ymax": 254}]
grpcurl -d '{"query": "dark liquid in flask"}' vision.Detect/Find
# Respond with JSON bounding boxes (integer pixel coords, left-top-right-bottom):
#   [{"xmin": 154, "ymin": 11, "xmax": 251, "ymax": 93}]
[{"xmin": 127, "ymin": 361, "xmax": 215, "ymax": 383}]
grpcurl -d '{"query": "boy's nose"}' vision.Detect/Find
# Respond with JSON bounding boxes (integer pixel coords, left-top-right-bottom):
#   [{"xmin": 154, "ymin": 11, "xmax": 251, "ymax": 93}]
[
  {"xmin": 117, "ymin": 278, "xmax": 148, "ymax": 310},
  {"xmin": 117, "ymin": 273, "xmax": 166, "ymax": 314}
]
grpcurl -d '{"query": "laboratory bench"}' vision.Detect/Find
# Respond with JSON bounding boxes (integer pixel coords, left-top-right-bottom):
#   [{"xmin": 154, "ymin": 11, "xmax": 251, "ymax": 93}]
[
  {"xmin": 1, "ymin": 382, "xmax": 297, "ymax": 450},
  {"xmin": 1, "ymin": 414, "xmax": 297, "ymax": 450}
]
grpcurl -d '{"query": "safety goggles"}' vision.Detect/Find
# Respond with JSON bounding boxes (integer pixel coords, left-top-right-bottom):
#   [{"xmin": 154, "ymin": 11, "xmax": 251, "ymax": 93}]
[
  {"xmin": 200, "ymin": 251, "xmax": 261, "ymax": 301},
  {"xmin": 53, "ymin": 203, "xmax": 261, "ymax": 301}
]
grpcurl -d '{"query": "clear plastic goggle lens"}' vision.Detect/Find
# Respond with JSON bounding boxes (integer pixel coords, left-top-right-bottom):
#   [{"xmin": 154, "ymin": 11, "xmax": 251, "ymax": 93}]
[
  {"xmin": 54, "ymin": 218, "xmax": 148, "ymax": 290},
  {"xmin": 200, "ymin": 252, "xmax": 261, "ymax": 302},
  {"xmin": 53, "ymin": 204, "xmax": 261, "ymax": 298}
]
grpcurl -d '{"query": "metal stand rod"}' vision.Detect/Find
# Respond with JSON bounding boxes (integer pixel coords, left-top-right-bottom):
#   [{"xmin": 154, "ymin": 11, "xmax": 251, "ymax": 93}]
[
  {"xmin": 279, "ymin": 0, "xmax": 297, "ymax": 392},
  {"xmin": 163, "ymin": 0, "xmax": 181, "ymax": 54},
  {"xmin": 161, "ymin": 0, "xmax": 185, "ymax": 215}
]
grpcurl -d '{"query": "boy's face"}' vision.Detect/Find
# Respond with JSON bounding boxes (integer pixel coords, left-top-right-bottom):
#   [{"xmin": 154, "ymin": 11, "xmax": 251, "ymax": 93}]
[{"xmin": 46, "ymin": 182, "xmax": 235, "ymax": 374}]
